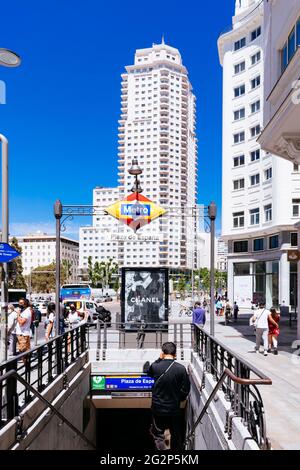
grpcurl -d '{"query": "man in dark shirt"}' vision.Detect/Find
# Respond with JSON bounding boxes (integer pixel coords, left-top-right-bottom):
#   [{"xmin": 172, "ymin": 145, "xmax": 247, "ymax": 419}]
[{"xmin": 148, "ymin": 342, "xmax": 190, "ymax": 451}]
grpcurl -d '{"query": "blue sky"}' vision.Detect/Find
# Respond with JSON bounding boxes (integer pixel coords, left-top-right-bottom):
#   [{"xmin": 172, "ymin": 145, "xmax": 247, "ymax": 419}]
[{"xmin": 0, "ymin": 0, "xmax": 234, "ymax": 238}]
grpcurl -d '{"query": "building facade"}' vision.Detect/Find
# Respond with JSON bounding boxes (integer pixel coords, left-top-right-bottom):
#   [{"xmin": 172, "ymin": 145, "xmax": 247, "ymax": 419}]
[
  {"xmin": 218, "ymin": 0, "xmax": 300, "ymax": 309},
  {"xmin": 17, "ymin": 233, "xmax": 79, "ymax": 281},
  {"xmin": 258, "ymin": 0, "xmax": 300, "ymax": 337},
  {"xmin": 79, "ymin": 187, "xmax": 121, "ymax": 268},
  {"xmin": 217, "ymin": 238, "xmax": 228, "ymax": 272},
  {"xmin": 79, "ymin": 40, "xmax": 199, "ymax": 271}
]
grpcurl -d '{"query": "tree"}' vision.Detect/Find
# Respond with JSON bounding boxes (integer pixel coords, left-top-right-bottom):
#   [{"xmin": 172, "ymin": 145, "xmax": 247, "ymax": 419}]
[
  {"xmin": 29, "ymin": 262, "xmax": 56, "ymax": 293},
  {"xmin": 177, "ymin": 274, "xmax": 186, "ymax": 294},
  {"xmin": 7, "ymin": 237, "xmax": 27, "ymax": 289},
  {"xmin": 27, "ymin": 261, "xmax": 71, "ymax": 293},
  {"xmin": 87, "ymin": 257, "xmax": 119, "ymax": 289},
  {"xmin": 62, "ymin": 259, "xmax": 73, "ymax": 284}
]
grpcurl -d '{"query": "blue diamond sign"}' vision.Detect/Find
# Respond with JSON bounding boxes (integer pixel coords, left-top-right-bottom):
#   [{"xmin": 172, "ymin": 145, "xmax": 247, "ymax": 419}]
[{"xmin": 0, "ymin": 243, "xmax": 20, "ymax": 263}]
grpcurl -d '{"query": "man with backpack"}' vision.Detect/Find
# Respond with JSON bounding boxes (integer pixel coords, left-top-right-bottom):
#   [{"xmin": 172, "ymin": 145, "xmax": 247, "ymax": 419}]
[{"xmin": 147, "ymin": 342, "xmax": 190, "ymax": 451}]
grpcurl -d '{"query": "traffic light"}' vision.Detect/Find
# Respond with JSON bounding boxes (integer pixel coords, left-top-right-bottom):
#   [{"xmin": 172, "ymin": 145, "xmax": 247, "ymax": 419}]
[{"xmin": 8, "ymin": 261, "xmax": 17, "ymax": 282}]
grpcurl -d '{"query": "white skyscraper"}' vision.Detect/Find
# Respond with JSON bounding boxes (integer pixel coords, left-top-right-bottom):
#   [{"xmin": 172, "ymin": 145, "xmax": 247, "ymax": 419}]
[
  {"xmin": 80, "ymin": 40, "xmax": 198, "ymax": 271},
  {"xmin": 218, "ymin": 0, "xmax": 300, "ymax": 308}
]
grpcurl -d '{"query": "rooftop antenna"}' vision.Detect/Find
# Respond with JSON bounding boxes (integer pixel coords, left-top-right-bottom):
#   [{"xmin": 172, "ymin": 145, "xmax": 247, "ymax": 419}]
[{"xmin": 162, "ymin": 34, "xmax": 165, "ymax": 45}]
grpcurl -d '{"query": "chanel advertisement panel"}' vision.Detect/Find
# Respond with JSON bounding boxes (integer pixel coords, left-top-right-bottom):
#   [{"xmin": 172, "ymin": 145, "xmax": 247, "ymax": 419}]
[{"xmin": 121, "ymin": 268, "xmax": 169, "ymax": 330}]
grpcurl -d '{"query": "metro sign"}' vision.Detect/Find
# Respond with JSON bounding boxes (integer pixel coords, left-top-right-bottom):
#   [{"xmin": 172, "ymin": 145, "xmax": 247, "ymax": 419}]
[{"xmin": 105, "ymin": 192, "xmax": 166, "ymax": 232}]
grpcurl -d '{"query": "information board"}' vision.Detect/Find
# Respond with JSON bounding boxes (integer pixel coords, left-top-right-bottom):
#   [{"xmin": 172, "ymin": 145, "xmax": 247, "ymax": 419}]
[{"xmin": 91, "ymin": 375, "xmax": 154, "ymax": 391}]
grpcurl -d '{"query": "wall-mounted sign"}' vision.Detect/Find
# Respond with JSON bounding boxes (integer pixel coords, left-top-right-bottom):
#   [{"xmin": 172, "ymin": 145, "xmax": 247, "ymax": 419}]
[
  {"xmin": 288, "ymin": 250, "xmax": 300, "ymax": 262},
  {"xmin": 91, "ymin": 375, "xmax": 154, "ymax": 391},
  {"xmin": 105, "ymin": 192, "xmax": 166, "ymax": 232}
]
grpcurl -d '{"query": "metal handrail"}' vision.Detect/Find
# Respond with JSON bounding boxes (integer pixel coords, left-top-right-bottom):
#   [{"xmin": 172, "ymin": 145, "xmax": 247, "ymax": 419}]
[
  {"xmin": 195, "ymin": 325, "xmax": 272, "ymax": 382},
  {"xmin": 0, "ymin": 369, "xmax": 96, "ymax": 449},
  {"xmin": 185, "ymin": 367, "xmax": 272, "ymax": 450}
]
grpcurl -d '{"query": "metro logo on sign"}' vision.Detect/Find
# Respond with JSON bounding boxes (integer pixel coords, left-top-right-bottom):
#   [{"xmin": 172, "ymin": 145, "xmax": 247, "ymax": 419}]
[{"xmin": 105, "ymin": 192, "xmax": 166, "ymax": 232}]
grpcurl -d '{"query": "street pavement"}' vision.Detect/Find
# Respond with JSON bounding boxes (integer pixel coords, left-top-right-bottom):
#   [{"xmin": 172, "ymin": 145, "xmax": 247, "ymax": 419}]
[{"xmin": 204, "ymin": 310, "xmax": 300, "ymax": 450}]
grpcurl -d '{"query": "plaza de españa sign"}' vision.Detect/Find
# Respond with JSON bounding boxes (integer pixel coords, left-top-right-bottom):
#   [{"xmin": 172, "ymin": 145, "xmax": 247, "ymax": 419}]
[{"xmin": 105, "ymin": 192, "xmax": 166, "ymax": 232}]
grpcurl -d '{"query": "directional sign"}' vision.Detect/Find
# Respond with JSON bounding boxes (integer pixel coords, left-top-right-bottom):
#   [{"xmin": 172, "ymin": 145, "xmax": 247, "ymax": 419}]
[
  {"xmin": 105, "ymin": 192, "xmax": 166, "ymax": 232},
  {"xmin": 0, "ymin": 243, "xmax": 20, "ymax": 263}
]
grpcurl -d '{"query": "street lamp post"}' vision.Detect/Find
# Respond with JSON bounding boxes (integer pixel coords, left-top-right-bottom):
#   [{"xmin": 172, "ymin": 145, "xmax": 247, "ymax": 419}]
[
  {"xmin": 208, "ymin": 202, "xmax": 217, "ymax": 337},
  {"xmin": 0, "ymin": 49, "xmax": 21, "ymax": 363},
  {"xmin": 54, "ymin": 200, "xmax": 62, "ymax": 337}
]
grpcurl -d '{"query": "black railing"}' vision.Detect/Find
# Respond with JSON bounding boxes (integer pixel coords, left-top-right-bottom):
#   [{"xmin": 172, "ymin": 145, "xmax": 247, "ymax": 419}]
[
  {"xmin": 88, "ymin": 320, "xmax": 192, "ymax": 358},
  {"xmin": 192, "ymin": 326, "xmax": 272, "ymax": 450},
  {"xmin": 0, "ymin": 324, "xmax": 88, "ymax": 429}
]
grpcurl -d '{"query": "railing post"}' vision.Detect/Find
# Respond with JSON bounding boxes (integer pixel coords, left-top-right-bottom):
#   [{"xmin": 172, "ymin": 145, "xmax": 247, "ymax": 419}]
[
  {"xmin": 56, "ymin": 336, "xmax": 62, "ymax": 376},
  {"xmin": 96, "ymin": 319, "xmax": 101, "ymax": 360},
  {"xmin": 173, "ymin": 323, "xmax": 177, "ymax": 346},
  {"xmin": 6, "ymin": 359, "xmax": 18, "ymax": 420},
  {"xmin": 180, "ymin": 323, "xmax": 184, "ymax": 360},
  {"xmin": 102, "ymin": 323, "xmax": 107, "ymax": 361},
  {"xmin": 37, "ymin": 346, "xmax": 43, "ymax": 392}
]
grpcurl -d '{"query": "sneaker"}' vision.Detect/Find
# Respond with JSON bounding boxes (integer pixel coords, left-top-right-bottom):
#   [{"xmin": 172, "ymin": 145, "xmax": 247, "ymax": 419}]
[
  {"xmin": 264, "ymin": 351, "xmax": 268, "ymax": 356},
  {"xmin": 267, "ymin": 349, "xmax": 272, "ymax": 353},
  {"xmin": 255, "ymin": 349, "xmax": 259, "ymax": 354},
  {"xmin": 274, "ymin": 349, "xmax": 278, "ymax": 355}
]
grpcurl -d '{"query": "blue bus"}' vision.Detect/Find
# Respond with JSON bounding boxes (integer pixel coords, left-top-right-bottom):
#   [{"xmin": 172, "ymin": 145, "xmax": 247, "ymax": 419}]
[{"xmin": 60, "ymin": 284, "xmax": 91, "ymax": 300}]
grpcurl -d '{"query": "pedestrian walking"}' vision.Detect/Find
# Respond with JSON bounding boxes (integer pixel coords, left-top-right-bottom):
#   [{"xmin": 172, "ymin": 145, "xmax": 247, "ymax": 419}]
[
  {"xmin": 250, "ymin": 302, "xmax": 269, "ymax": 356},
  {"xmin": 233, "ymin": 302, "xmax": 239, "ymax": 323},
  {"xmin": 268, "ymin": 307, "xmax": 280, "ymax": 355},
  {"xmin": 16, "ymin": 298, "xmax": 32, "ymax": 361},
  {"xmin": 192, "ymin": 302, "xmax": 206, "ymax": 327},
  {"xmin": 7, "ymin": 304, "xmax": 18, "ymax": 356},
  {"xmin": 45, "ymin": 302, "xmax": 55, "ymax": 341},
  {"xmin": 148, "ymin": 342, "xmax": 190, "ymax": 451},
  {"xmin": 215, "ymin": 298, "xmax": 222, "ymax": 316},
  {"xmin": 225, "ymin": 300, "xmax": 233, "ymax": 324}
]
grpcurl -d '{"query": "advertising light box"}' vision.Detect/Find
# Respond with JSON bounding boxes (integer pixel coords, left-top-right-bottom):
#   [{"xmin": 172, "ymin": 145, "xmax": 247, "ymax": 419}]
[{"xmin": 91, "ymin": 375, "xmax": 154, "ymax": 391}]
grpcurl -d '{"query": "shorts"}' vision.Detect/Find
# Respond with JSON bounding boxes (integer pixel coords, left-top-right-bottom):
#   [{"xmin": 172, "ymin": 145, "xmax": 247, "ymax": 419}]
[{"xmin": 17, "ymin": 335, "xmax": 31, "ymax": 353}]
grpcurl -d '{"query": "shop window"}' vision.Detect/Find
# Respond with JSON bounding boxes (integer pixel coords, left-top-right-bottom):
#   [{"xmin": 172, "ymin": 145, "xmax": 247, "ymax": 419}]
[{"xmin": 234, "ymin": 263, "xmax": 250, "ymax": 275}]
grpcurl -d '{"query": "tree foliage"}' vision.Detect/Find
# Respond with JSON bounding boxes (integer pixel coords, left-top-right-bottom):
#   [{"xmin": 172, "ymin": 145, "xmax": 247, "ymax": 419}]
[
  {"xmin": 8, "ymin": 237, "xmax": 27, "ymax": 289},
  {"xmin": 87, "ymin": 257, "xmax": 119, "ymax": 288}
]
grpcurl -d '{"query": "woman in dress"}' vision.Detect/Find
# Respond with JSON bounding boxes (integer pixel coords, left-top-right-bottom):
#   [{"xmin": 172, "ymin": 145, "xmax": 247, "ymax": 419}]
[{"xmin": 268, "ymin": 307, "xmax": 280, "ymax": 355}]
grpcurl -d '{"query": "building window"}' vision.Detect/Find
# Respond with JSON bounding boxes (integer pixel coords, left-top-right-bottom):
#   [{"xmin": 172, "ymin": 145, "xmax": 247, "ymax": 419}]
[
  {"xmin": 264, "ymin": 168, "xmax": 273, "ymax": 181},
  {"xmin": 234, "ymin": 61, "xmax": 246, "ymax": 74},
  {"xmin": 250, "ymin": 173, "xmax": 260, "ymax": 186},
  {"xmin": 250, "ymin": 125, "xmax": 261, "ymax": 138},
  {"xmin": 250, "ymin": 208, "xmax": 260, "ymax": 226},
  {"xmin": 291, "ymin": 232, "xmax": 298, "ymax": 247},
  {"xmin": 251, "ymin": 76, "xmax": 261, "ymax": 89},
  {"xmin": 234, "ymin": 108, "xmax": 245, "ymax": 121},
  {"xmin": 233, "ymin": 155, "xmax": 245, "ymax": 167},
  {"xmin": 281, "ymin": 18, "xmax": 300, "ymax": 72},
  {"xmin": 250, "ymin": 149, "xmax": 260, "ymax": 162},
  {"xmin": 292, "ymin": 199, "xmax": 300, "ymax": 217},
  {"xmin": 233, "ymin": 212, "xmax": 245, "ymax": 228},
  {"xmin": 234, "ymin": 37, "xmax": 246, "ymax": 51},
  {"xmin": 233, "ymin": 178, "xmax": 245, "ymax": 190},
  {"xmin": 251, "ymin": 26, "xmax": 261, "ymax": 42},
  {"xmin": 264, "ymin": 204, "xmax": 272, "ymax": 222},
  {"xmin": 234, "ymin": 263, "xmax": 250, "ymax": 275},
  {"xmin": 269, "ymin": 235, "xmax": 279, "ymax": 250},
  {"xmin": 253, "ymin": 238, "xmax": 264, "ymax": 252},
  {"xmin": 293, "ymin": 163, "xmax": 299, "ymax": 172},
  {"xmin": 234, "ymin": 84, "xmax": 245, "ymax": 97},
  {"xmin": 233, "ymin": 241, "xmax": 248, "ymax": 253},
  {"xmin": 234, "ymin": 131, "xmax": 245, "ymax": 144},
  {"xmin": 251, "ymin": 50, "xmax": 261, "ymax": 65},
  {"xmin": 251, "ymin": 100, "xmax": 260, "ymax": 114}
]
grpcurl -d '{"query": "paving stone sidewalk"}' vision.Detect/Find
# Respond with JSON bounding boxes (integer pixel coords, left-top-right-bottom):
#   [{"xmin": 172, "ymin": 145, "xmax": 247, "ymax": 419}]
[{"xmin": 204, "ymin": 311, "xmax": 300, "ymax": 450}]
